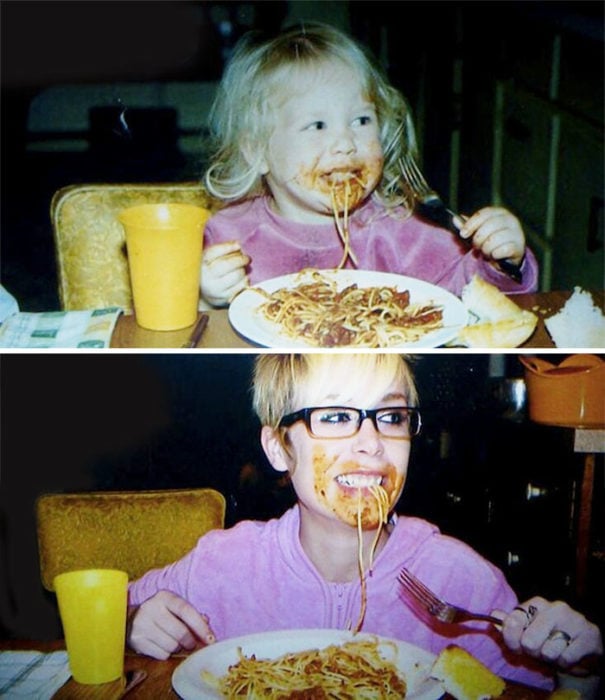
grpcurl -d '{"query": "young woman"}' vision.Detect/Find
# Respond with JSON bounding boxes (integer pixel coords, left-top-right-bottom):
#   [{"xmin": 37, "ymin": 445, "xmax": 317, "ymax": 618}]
[
  {"xmin": 128, "ymin": 354, "xmax": 601, "ymax": 694},
  {"xmin": 198, "ymin": 23, "xmax": 538, "ymax": 307}
]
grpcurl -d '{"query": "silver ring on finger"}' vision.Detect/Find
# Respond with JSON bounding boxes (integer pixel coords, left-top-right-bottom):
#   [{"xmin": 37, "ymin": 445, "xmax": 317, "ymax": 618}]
[
  {"xmin": 513, "ymin": 605, "xmax": 537, "ymax": 629},
  {"xmin": 547, "ymin": 630, "xmax": 572, "ymax": 645}
]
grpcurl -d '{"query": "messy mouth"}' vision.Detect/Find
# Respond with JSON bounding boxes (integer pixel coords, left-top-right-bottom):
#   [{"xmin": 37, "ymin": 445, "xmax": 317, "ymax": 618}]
[
  {"xmin": 335, "ymin": 473, "xmax": 384, "ymax": 489},
  {"xmin": 324, "ymin": 169, "xmax": 362, "ymax": 185}
]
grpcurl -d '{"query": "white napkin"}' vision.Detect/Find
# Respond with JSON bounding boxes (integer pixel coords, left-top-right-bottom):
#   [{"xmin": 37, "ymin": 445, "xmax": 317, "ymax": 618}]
[
  {"xmin": 0, "ymin": 650, "xmax": 71, "ymax": 698},
  {"xmin": 544, "ymin": 287, "xmax": 605, "ymax": 348},
  {"xmin": 0, "ymin": 308, "xmax": 122, "ymax": 348}
]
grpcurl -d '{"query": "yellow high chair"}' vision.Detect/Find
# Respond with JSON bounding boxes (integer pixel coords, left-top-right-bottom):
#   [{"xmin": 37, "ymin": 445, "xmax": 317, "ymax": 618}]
[
  {"xmin": 50, "ymin": 182, "xmax": 219, "ymax": 311},
  {"xmin": 36, "ymin": 488, "xmax": 226, "ymax": 590}
]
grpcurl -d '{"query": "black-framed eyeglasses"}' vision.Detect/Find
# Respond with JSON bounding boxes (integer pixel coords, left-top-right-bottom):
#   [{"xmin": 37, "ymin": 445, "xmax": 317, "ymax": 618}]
[{"xmin": 278, "ymin": 406, "xmax": 421, "ymax": 439}]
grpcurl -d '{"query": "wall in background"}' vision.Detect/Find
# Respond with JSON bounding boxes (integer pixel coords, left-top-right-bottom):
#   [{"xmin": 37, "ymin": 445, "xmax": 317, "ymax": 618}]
[
  {"xmin": 2, "ymin": 353, "xmax": 601, "ymax": 644},
  {"xmin": 1, "ymin": 1, "xmax": 350, "ymax": 310},
  {"xmin": 2, "ymin": 2, "xmax": 602, "ymax": 310}
]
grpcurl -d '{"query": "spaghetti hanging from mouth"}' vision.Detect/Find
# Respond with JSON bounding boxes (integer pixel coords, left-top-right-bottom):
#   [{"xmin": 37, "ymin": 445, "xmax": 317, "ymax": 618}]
[
  {"xmin": 298, "ymin": 164, "xmax": 373, "ymax": 268},
  {"xmin": 330, "ymin": 177, "xmax": 361, "ymax": 268},
  {"xmin": 353, "ymin": 484, "xmax": 390, "ymax": 634}
]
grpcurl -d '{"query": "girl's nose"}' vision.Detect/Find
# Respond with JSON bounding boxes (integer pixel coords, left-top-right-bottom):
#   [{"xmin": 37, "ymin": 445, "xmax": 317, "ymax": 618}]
[{"xmin": 330, "ymin": 128, "xmax": 356, "ymax": 156}]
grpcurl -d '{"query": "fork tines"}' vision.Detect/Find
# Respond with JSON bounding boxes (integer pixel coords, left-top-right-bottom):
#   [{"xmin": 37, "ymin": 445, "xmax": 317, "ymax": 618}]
[
  {"xmin": 397, "ymin": 567, "xmax": 444, "ymax": 616},
  {"xmin": 398, "ymin": 154, "xmax": 434, "ymax": 199}
]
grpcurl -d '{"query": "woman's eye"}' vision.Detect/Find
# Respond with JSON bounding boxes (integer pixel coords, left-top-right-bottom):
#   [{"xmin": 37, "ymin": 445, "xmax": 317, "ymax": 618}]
[
  {"xmin": 378, "ymin": 410, "xmax": 406, "ymax": 425},
  {"xmin": 320, "ymin": 411, "xmax": 352, "ymax": 424}
]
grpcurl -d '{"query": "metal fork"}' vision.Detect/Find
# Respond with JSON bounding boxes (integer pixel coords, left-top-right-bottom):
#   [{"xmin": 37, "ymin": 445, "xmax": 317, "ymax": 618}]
[
  {"xmin": 398, "ymin": 568, "xmax": 603, "ymax": 674},
  {"xmin": 399, "ymin": 153, "xmax": 462, "ymax": 227},
  {"xmin": 398, "ymin": 153, "xmax": 522, "ymax": 283},
  {"xmin": 398, "ymin": 567, "xmax": 501, "ymax": 625},
  {"xmin": 399, "ymin": 154, "xmax": 457, "ymax": 215}
]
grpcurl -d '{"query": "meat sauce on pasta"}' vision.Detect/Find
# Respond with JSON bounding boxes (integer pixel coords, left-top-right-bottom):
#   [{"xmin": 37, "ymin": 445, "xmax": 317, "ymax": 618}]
[
  {"xmin": 256, "ymin": 270, "xmax": 444, "ymax": 347},
  {"xmin": 203, "ymin": 637, "xmax": 407, "ymax": 699}
]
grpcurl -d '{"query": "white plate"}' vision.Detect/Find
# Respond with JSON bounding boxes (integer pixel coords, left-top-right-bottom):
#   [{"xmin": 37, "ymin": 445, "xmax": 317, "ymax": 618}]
[
  {"xmin": 228, "ymin": 269, "xmax": 467, "ymax": 348},
  {"xmin": 172, "ymin": 628, "xmax": 442, "ymax": 699}
]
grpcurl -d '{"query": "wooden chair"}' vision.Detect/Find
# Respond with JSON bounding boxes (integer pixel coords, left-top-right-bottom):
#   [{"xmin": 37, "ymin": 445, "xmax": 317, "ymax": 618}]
[
  {"xmin": 36, "ymin": 488, "xmax": 226, "ymax": 591},
  {"xmin": 50, "ymin": 182, "xmax": 220, "ymax": 311}
]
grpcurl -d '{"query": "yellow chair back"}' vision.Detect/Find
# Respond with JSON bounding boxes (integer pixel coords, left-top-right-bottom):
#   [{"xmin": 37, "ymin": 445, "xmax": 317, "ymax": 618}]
[
  {"xmin": 50, "ymin": 182, "xmax": 219, "ymax": 311},
  {"xmin": 36, "ymin": 488, "xmax": 226, "ymax": 591}
]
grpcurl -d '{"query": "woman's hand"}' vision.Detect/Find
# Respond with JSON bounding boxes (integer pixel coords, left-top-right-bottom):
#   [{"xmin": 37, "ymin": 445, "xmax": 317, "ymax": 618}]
[
  {"xmin": 200, "ymin": 241, "xmax": 250, "ymax": 307},
  {"xmin": 495, "ymin": 596, "xmax": 603, "ymax": 673},
  {"xmin": 127, "ymin": 591, "xmax": 216, "ymax": 660},
  {"xmin": 460, "ymin": 207, "xmax": 525, "ymax": 268}
]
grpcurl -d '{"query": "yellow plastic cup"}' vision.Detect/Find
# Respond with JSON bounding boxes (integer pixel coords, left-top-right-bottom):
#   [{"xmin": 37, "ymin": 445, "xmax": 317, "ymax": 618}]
[
  {"xmin": 54, "ymin": 569, "xmax": 128, "ymax": 685},
  {"xmin": 119, "ymin": 203, "xmax": 210, "ymax": 330}
]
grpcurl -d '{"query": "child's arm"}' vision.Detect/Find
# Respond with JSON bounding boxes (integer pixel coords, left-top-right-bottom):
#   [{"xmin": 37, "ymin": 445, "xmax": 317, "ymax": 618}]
[
  {"xmin": 459, "ymin": 207, "xmax": 525, "ymax": 269},
  {"xmin": 127, "ymin": 590, "xmax": 216, "ymax": 659},
  {"xmin": 200, "ymin": 241, "xmax": 250, "ymax": 307}
]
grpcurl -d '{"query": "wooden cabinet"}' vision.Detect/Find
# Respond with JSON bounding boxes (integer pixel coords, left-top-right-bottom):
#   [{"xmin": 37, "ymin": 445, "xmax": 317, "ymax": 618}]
[
  {"xmin": 493, "ymin": 25, "xmax": 604, "ymax": 290},
  {"xmin": 356, "ymin": 2, "xmax": 604, "ymax": 291}
]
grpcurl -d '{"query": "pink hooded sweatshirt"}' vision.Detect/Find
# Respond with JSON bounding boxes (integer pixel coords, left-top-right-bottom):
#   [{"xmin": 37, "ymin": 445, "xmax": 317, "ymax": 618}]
[
  {"xmin": 204, "ymin": 197, "xmax": 539, "ymax": 297},
  {"xmin": 129, "ymin": 506, "xmax": 552, "ymax": 689}
]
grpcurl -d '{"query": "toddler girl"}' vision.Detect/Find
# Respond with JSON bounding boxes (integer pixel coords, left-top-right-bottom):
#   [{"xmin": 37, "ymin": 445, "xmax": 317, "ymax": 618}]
[{"xmin": 200, "ymin": 23, "xmax": 539, "ymax": 307}]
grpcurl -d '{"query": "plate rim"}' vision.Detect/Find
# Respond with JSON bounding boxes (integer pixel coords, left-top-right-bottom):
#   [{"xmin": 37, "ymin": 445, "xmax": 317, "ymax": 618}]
[
  {"xmin": 228, "ymin": 268, "xmax": 467, "ymax": 349},
  {"xmin": 171, "ymin": 627, "xmax": 442, "ymax": 700}
]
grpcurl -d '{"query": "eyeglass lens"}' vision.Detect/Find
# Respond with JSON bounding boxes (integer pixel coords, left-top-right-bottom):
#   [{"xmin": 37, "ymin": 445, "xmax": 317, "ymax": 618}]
[{"xmin": 309, "ymin": 407, "xmax": 419, "ymax": 438}]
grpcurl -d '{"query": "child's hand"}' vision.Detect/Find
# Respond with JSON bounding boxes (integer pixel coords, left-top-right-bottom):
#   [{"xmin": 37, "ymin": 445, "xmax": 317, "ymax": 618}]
[
  {"xmin": 127, "ymin": 591, "xmax": 216, "ymax": 659},
  {"xmin": 201, "ymin": 241, "xmax": 250, "ymax": 307},
  {"xmin": 459, "ymin": 207, "xmax": 525, "ymax": 268}
]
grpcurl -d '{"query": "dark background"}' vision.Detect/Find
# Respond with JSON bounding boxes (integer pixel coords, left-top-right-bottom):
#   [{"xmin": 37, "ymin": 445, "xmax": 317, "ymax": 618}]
[
  {"xmin": 2, "ymin": 0, "xmax": 604, "ymax": 310},
  {"xmin": 1, "ymin": 353, "xmax": 602, "ymax": 643},
  {"xmin": 0, "ymin": 0, "xmax": 603, "ymax": 648}
]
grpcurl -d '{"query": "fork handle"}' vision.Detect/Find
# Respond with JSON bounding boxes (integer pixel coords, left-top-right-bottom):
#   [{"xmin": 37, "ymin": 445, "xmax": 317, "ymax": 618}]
[
  {"xmin": 496, "ymin": 259, "xmax": 523, "ymax": 283},
  {"xmin": 416, "ymin": 201, "xmax": 523, "ymax": 283},
  {"xmin": 459, "ymin": 611, "xmax": 503, "ymax": 625}
]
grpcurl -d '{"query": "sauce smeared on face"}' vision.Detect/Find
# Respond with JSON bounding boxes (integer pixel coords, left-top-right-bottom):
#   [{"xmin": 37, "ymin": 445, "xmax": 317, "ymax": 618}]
[
  {"xmin": 312, "ymin": 446, "xmax": 404, "ymax": 528},
  {"xmin": 294, "ymin": 153, "xmax": 383, "ymax": 268},
  {"xmin": 296, "ymin": 156, "xmax": 383, "ymax": 211}
]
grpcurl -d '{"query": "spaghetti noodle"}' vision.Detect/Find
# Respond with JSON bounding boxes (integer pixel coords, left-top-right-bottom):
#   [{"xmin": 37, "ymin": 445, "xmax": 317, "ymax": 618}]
[
  {"xmin": 256, "ymin": 270, "xmax": 444, "ymax": 347},
  {"xmin": 203, "ymin": 637, "xmax": 407, "ymax": 698},
  {"xmin": 298, "ymin": 164, "xmax": 378, "ymax": 268},
  {"xmin": 352, "ymin": 484, "xmax": 390, "ymax": 633},
  {"xmin": 330, "ymin": 177, "xmax": 365, "ymax": 268}
]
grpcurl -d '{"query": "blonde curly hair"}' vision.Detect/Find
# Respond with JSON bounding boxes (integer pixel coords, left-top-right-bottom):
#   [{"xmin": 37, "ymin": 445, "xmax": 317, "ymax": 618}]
[{"xmin": 204, "ymin": 22, "xmax": 417, "ymax": 210}]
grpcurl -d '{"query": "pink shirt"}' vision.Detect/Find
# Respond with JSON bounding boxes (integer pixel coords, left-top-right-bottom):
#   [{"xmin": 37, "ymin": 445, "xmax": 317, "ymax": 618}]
[
  {"xmin": 204, "ymin": 197, "xmax": 539, "ymax": 297},
  {"xmin": 129, "ymin": 506, "xmax": 552, "ymax": 689}
]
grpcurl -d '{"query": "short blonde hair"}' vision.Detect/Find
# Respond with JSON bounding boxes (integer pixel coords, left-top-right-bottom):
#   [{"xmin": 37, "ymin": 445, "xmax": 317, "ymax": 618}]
[
  {"xmin": 204, "ymin": 22, "xmax": 416, "ymax": 209},
  {"xmin": 252, "ymin": 353, "xmax": 418, "ymax": 428}
]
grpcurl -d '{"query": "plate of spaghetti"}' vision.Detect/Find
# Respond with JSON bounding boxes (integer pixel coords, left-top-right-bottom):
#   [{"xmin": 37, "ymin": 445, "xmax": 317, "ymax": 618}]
[
  {"xmin": 228, "ymin": 269, "xmax": 467, "ymax": 348},
  {"xmin": 172, "ymin": 628, "xmax": 442, "ymax": 699}
]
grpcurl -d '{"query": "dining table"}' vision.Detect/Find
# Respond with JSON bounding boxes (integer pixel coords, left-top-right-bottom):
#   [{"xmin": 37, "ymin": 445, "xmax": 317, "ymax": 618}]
[
  {"xmin": 0, "ymin": 638, "xmax": 550, "ymax": 699},
  {"xmin": 110, "ymin": 289, "xmax": 603, "ymax": 349}
]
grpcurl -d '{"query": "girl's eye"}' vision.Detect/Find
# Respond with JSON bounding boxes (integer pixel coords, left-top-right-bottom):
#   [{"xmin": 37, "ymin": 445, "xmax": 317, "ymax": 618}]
[
  {"xmin": 304, "ymin": 121, "xmax": 327, "ymax": 131},
  {"xmin": 353, "ymin": 115, "xmax": 372, "ymax": 127}
]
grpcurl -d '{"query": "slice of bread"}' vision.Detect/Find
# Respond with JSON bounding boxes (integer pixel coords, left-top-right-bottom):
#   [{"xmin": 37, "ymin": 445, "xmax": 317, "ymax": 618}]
[
  {"xmin": 431, "ymin": 645, "xmax": 506, "ymax": 700},
  {"xmin": 457, "ymin": 275, "xmax": 538, "ymax": 348}
]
